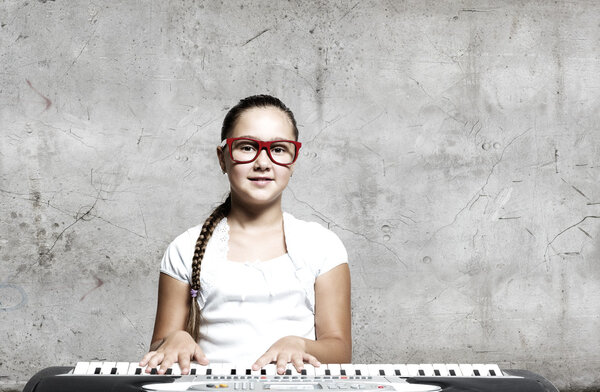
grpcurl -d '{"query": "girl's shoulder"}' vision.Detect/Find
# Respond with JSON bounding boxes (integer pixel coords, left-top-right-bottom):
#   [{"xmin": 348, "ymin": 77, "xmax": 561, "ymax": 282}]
[{"xmin": 283, "ymin": 212, "xmax": 346, "ymax": 252}]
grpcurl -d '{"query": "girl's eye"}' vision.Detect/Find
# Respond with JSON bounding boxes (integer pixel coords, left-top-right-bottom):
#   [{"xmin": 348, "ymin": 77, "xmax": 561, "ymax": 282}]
[
  {"xmin": 238, "ymin": 144, "xmax": 257, "ymax": 152},
  {"xmin": 270, "ymin": 144, "xmax": 291, "ymax": 154}
]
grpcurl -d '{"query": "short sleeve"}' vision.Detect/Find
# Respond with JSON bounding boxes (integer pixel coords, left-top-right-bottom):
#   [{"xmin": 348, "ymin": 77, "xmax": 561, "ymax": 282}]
[
  {"xmin": 159, "ymin": 226, "xmax": 199, "ymax": 284},
  {"xmin": 313, "ymin": 224, "xmax": 349, "ymax": 277}
]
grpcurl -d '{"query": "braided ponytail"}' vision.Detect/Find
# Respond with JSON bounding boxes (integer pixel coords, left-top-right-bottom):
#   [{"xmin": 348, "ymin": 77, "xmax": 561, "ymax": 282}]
[{"xmin": 186, "ymin": 194, "xmax": 232, "ymax": 341}]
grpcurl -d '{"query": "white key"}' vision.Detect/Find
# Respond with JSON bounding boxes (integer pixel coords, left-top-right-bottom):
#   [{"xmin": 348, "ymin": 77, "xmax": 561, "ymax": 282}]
[
  {"xmin": 236, "ymin": 365, "xmax": 252, "ymax": 377},
  {"xmin": 484, "ymin": 364, "xmax": 502, "ymax": 377},
  {"xmin": 390, "ymin": 364, "xmax": 409, "ymax": 377},
  {"xmin": 264, "ymin": 364, "xmax": 277, "ymax": 375},
  {"xmin": 114, "ymin": 362, "xmax": 129, "ymax": 375},
  {"xmin": 100, "ymin": 362, "xmax": 116, "ymax": 375},
  {"xmin": 459, "ymin": 364, "xmax": 474, "ymax": 377},
  {"xmin": 314, "ymin": 364, "xmax": 327, "ymax": 376},
  {"xmin": 445, "ymin": 364, "xmax": 462, "ymax": 376},
  {"xmin": 127, "ymin": 362, "xmax": 144, "ymax": 375},
  {"xmin": 340, "ymin": 363, "xmax": 354, "ymax": 376},
  {"xmin": 352, "ymin": 364, "xmax": 370, "ymax": 377},
  {"xmin": 190, "ymin": 363, "xmax": 209, "ymax": 375},
  {"xmin": 87, "ymin": 361, "xmax": 104, "ymax": 375},
  {"xmin": 431, "ymin": 364, "xmax": 449, "ymax": 377},
  {"xmin": 221, "ymin": 363, "xmax": 236, "ymax": 375},
  {"xmin": 406, "ymin": 364, "xmax": 421, "ymax": 377},
  {"xmin": 303, "ymin": 364, "xmax": 316, "ymax": 376},
  {"xmin": 73, "ymin": 362, "xmax": 90, "ymax": 375},
  {"xmin": 285, "ymin": 363, "xmax": 301, "ymax": 375},
  {"xmin": 326, "ymin": 364, "xmax": 341, "ymax": 376}
]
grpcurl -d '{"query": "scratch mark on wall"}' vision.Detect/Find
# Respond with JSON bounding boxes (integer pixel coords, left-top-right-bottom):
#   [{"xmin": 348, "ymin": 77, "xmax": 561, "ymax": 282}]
[
  {"xmin": 544, "ymin": 216, "xmax": 600, "ymax": 261},
  {"xmin": 243, "ymin": 28, "xmax": 270, "ymax": 46},
  {"xmin": 570, "ymin": 185, "xmax": 589, "ymax": 200},
  {"xmin": 338, "ymin": 2, "xmax": 360, "ymax": 22},
  {"xmin": 578, "ymin": 227, "xmax": 593, "ymax": 239},
  {"xmin": 80, "ymin": 275, "xmax": 104, "ymax": 301},
  {"xmin": 25, "ymin": 79, "xmax": 52, "ymax": 111},
  {"xmin": 525, "ymin": 228, "xmax": 535, "ymax": 238},
  {"xmin": 554, "ymin": 147, "xmax": 559, "ymax": 174},
  {"xmin": 287, "ymin": 187, "xmax": 406, "ymax": 267}
]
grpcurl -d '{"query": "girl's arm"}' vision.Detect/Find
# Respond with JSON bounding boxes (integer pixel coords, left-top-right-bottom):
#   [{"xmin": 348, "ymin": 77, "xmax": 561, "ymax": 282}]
[
  {"xmin": 252, "ymin": 263, "xmax": 352, "ymax": 373},
  {"xmin": 139, "ymin": 273, "xmax": 208, "ymax": 374}
]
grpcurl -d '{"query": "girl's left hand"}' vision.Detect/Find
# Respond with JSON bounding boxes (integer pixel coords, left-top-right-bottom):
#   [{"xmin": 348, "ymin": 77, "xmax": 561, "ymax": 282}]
[{"xmin": 252, "ymin": 336, "xmax": 321, "ymax": 374}]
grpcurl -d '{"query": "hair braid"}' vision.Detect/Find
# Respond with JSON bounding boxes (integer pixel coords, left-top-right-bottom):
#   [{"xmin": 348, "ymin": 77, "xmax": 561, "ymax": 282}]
[{"xmin": 186, "ymin": 194, "xmax": 232, "ymax": 341}]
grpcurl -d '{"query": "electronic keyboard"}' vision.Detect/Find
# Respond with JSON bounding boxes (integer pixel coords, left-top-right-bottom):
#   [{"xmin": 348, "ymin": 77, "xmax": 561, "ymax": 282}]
[{"xmin": 23, "ymin": 362, "xmax": 559, "ymax": 392}]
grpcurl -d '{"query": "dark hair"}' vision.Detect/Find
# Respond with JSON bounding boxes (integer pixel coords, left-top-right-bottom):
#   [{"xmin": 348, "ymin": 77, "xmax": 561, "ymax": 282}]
[
  {"xmin": 186, "ymin": 95, "xmax": 298, "ymax": 340},
  {"xmin": 220, "ymin": 94, "xmax": 299, "ymax": 141}
]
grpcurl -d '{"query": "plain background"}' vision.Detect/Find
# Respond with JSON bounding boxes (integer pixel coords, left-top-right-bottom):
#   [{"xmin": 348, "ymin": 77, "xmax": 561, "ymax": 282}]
[{"xmin": 1, "ymin": 1, "xmax": 599, "ymax": 391}]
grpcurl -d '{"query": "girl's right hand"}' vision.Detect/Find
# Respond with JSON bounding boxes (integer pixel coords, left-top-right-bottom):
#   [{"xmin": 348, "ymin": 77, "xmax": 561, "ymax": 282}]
[{"xmin": 139, "ymin": 330, "xmax": 209, "ymax": 375}]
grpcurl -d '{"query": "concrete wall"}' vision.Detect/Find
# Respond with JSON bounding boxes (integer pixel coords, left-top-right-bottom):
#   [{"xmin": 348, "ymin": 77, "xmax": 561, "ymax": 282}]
[{"xmin": 1, "ymin": 1, "xmax": 599, "ymax": 391}]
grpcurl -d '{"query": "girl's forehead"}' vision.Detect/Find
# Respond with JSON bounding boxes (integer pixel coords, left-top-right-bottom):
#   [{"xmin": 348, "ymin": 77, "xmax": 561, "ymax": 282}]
[{"xmin": 231, "ymin": 107, "xmax": 295, "ymax": 139}]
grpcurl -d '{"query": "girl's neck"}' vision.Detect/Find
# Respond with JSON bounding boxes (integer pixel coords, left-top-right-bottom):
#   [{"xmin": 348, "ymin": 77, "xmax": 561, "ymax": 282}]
[{"xmin": 227, "ymin": 198, "xmax": 284, "ymax": 231}]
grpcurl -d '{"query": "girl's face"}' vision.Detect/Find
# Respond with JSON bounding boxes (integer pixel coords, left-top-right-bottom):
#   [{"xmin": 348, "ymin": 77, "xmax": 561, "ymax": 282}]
[{"xmin": 217, "ymin": 106, "xmax": 296, "ymax": 208}]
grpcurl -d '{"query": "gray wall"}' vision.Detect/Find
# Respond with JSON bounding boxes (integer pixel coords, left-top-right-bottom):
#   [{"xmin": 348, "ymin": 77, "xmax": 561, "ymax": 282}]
[{"xmin": 1, "ymin": 1, "xmax": 599, "ymax": 391}]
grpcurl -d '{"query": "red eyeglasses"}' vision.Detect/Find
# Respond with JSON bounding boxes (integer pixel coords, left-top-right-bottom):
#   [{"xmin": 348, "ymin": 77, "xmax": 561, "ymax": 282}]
[{"xmin": 220, "ymin": 137, "xmax": 302, "ymax": 166}]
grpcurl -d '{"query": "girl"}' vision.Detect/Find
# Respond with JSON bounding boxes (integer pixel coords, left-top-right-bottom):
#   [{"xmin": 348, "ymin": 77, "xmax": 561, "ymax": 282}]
[{"xmin": 140, "ymin": 95, "xmax": 351, "ymax": 376}]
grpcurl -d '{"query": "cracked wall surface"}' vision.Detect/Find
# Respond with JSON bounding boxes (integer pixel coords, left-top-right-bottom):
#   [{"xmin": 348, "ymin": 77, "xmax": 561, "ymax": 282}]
[{"xmin": 1, "ymin": 1, "xmax": 599, "ymax": 391}]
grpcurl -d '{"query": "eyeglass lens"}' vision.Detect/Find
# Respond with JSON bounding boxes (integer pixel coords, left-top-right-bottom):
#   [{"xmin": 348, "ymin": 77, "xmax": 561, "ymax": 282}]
[{"xmin": 231, "ymin": 139, "xmax": 297, "ymax": 165}]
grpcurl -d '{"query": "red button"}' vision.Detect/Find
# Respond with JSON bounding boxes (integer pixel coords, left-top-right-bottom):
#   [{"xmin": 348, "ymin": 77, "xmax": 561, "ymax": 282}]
[{"xmin": 378, "ymin": 386, "xmax": 385, "ymax": 389}]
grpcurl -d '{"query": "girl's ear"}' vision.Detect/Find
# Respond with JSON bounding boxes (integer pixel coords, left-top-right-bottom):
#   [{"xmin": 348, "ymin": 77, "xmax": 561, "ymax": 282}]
[{"xmin": 216, "ymin": 146, "xmax": 227, "ymax": 173}]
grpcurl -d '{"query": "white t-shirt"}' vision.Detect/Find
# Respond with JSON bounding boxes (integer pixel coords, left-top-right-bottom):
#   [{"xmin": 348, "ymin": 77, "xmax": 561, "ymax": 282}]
[{"xmin": 160, "ymin": 212, "xmax": 348, "ymax": 365}]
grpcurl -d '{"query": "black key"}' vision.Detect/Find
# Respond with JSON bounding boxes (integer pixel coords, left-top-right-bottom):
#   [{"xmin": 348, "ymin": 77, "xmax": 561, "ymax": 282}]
[
  {"xmin": 166, "ymin": 369, "xmax": 173, "ymax": 375},
  {"xmin": 474, "ymin": 369, "xmax": 480, "ymax": 376},
  {"xmin": 355, "ymin": 370, "xmax": 362, "ymax": 376},
  {"xmin": 340, "ymin": 370, "xmax": 346, "ymax": 376},
  {"xmin": 418, "ymin": 370, "xmax": 425, "ymax": 376},
  {"xmin": 301, "ymin": 369, "xmax": 307, "ymax": 376},
  {"xmin": 285, "ymin": 369, "xmax": 292, "ymax": 375},
  {"xmin": 379, "ymin": 370, "xmax": 385, "ymax": 376},
  {"xmin": 94, "ymin": 367, "xmax": 101, "ymax": 375},
  {"xmin": 449, "ymin": 369, "xmax": 456, "ymax": 376},
  {"xmin": 191, "ymin": 369, "xmax": 197, "ymax": 375},
  {"xmin": 490, "ymin": 370, "xmax": 496, "ymax": 376},
  {"xmin": 110, "ymin": 367, "xmax": 117, "ymax": 375},
  {"xmin": 206, "ymin": 369, "xmax": 212, "ymax": 375},
  {"xmin": 135, "ymin": 368, "xmax": 142, "ymax": 375},
  {"xmin": 231, "ymin": 369, "xmax": 236, "ymax": 375},
  {"xmin": 325, "ymin": 369, "xmax": 331, "ymax": 376},
  {"xmin": 150, "ymin": 368, "xmax": 158, "ymax": 375},
  {"xmin": 434, "ymin": 370, "xmax": 441, "ymax": 376},
  {"xmin": 394, "ymin": 369, "xmax": 401, "ymax": 376},
  {"xmin": 261, "ymin": 369, "xmax": 266, "ymax": 375}
]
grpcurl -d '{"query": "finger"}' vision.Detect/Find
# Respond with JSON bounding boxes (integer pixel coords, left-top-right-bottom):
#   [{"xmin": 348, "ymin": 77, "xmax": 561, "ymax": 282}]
[
  {"xmin": 158, "ymin": 356, "xmax": 175, "ymax": 375},
  {"xmin": 179, "ymin": 352, "xmax": 192, "ymax": 375},
  {"xmin": 291, "ymin": 354, "xmax": 304, "ymax": 373},
  {"xmin": 252, "ymin": 351, "xmax": 275, "ymax": 371},
  {"xmin": 193, "ymin": 345, "xmax": 209, "ymax": 366},
  {"xmin": 304, "ymin": 354, "xmax": 321, "ymax": 368},
  {"xmin": 146, "ymin": 352, "xmax": 164, "ymax": 373},
  {"xmin": 139, "ymin": 351, "xmax": 156, "ymax": 366},
  {"xmin": 276, "ymin": 355, "xmax": 289, "ymax": 375}
]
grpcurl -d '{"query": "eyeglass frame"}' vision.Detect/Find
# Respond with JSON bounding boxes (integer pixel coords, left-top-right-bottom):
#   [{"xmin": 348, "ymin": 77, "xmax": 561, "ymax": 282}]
[{"xmin": 219, "ymin": 137, "xmax": 302, "ymax": 166}]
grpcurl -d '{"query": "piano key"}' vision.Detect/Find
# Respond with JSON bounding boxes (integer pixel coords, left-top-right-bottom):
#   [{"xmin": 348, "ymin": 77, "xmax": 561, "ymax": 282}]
[
  {"xmin": 127, "ymin": 363, "xmax": 143, "ymax": 375},
  {"xmin": 189, "ymin": 363, "xmax": 209, "ymax": 375},
  {"xmin": 391, "ymin": 364, "xmax": 409, "ymax": 377},
  {"xmin": 100, "ymin": 362, "xmax": 116, "ymax": 375},
  {"xmin": 87, "ymin": 361, "xmax": 104, "ymax": 375},
  {"xmin": 340, "ymin": 364, "xmax": 354, "ymax": 376},
  {"xmin": 431, "ymin": 364, "xmax": 449, "ymax": 377},
  {"xmin": 263, "ymin": 364, "xmax": 277, "ymax": 375},
  {"xmin": 353, "ymin": 364, "xmax": 370, "ymax": 376},
  {"xmin": 314, "ymin": 364, "xmax": 327, "ymax": 376},
  {"xmin": 303, "ymin": 364, "xmax": 316, "ymax": 376},
  {"xmin": 445, "ymin": 364, "xmax": 462, "ymax": 376},
  {"xmin": 485, "ymin": 363, "xmax": 502, "ymax": 377},
  {"xmin": 459, "ymin": 364, "xmax": 475, "ymax": 377},
  {"xmin": 327, "ymin": 363, "xmax": 342, "ymax": 376},
  {"xmin": 73, "ymin": 362, "xmax": 90, "ymax": 375},
  {"xmin": 221, "ymin": 363, "xmax": 236, "ymax": 375},
  {"xmin": 114, "ymin": 362, "xmax": 129, "ymax": 375}
]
